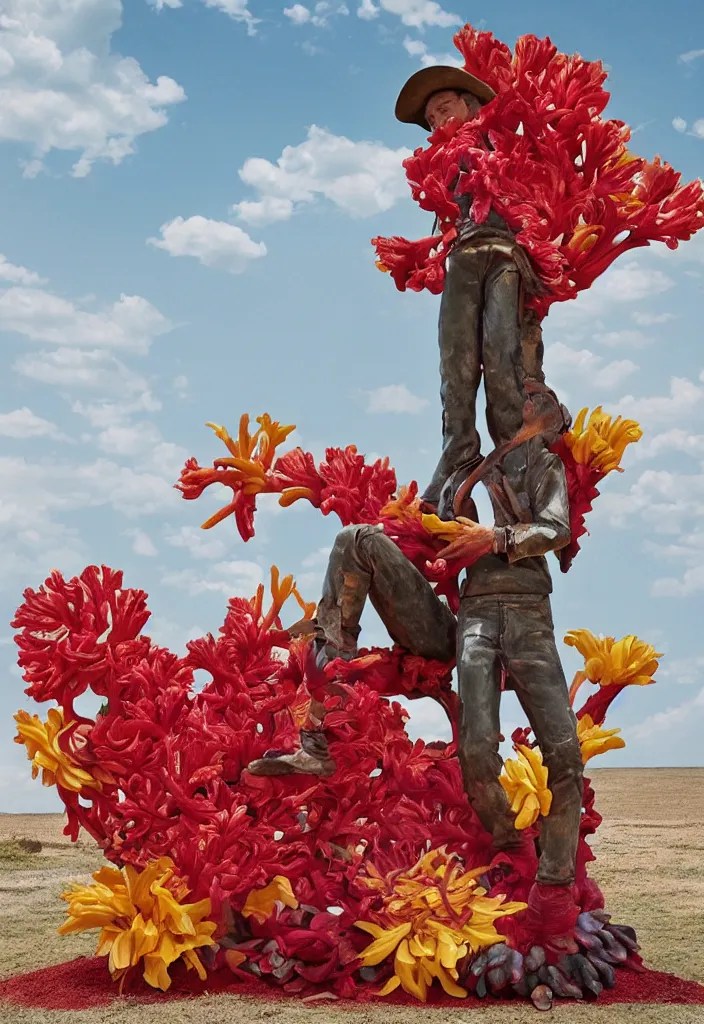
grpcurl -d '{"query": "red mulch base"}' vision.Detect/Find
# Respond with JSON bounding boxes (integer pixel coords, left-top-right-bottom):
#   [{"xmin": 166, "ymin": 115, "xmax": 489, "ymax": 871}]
[{"xmin": 2, "ymin": 957, "xmax": 704, "ymax": 1012}]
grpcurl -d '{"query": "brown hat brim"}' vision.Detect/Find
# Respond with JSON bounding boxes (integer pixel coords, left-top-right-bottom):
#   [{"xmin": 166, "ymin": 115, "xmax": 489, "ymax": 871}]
[{"xmin": 395, "ymin": 65, "xmax": 496, "ymax": 132}]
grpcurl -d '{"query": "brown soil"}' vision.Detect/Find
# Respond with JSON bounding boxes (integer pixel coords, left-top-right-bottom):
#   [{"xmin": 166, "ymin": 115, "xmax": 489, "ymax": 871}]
[{"xmin": 1, "ymin": 767, "xmax": 703, "ymax": 1023}]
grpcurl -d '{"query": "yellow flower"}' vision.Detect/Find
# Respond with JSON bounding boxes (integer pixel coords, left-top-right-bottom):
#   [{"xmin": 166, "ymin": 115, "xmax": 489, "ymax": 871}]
[
  {"xmin": 420, "ymin": 513, "xmax": 466, "ymax": 541},
  {"xmin": 564, "ymin": 630, "xmax": 662, "ymax": 687},
  {"xmin": 567, "ymin": 222, "xmax": 603, "ymax": 253},
  {"xmin": 499, "ymin": 745, "xmax": 553, "ymax": 830},
  {"xmin": 242, "ymin": 875, "xmax": 298, "ymax": 922},
  {"xmin": 577, "ymin": 714, "xmax": 626, "ymax": 764},
  {"xmin": 563, "ymin": 406, "xmax": 642, "ymax": 474},
  {"xmin": 58, "ymin": 858, "xmax": 216, "ymax": 991},
  {"xmin": 355, "ymin": 848, "xmax": 526, "ymax": 1003},
  {"xmin": 14, "ymin": 708, "xmax": 100, "ymax": 793}
]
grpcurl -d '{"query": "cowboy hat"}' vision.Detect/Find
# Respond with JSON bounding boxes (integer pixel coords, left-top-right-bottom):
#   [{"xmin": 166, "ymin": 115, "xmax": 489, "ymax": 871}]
[{"xmin": 395, "ymin": 65, "xmax": 496, "ymax": 131}]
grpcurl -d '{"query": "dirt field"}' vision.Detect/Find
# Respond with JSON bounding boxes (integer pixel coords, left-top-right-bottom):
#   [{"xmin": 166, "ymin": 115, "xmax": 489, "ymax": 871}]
[{"xmin": 1, "ymin": 768, "xmax": 703, "ymax": 1024}]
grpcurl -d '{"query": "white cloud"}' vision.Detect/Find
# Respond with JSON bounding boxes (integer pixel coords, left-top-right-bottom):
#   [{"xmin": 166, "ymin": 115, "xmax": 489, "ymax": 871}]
[
  {"xmin": 0, "ymin": 255, "xmax": 45, "ymax": 286},
  {"xmin": 617, "ymin": 376, "xmax": 704, "ymax": 425},
  {"xmin": 547, "ymin": 261, "xmax": 675, "ymax": 329},
  {"xmin": 232, "ymin": 126, "xmax": 411, "ymax": 227},
  {"xmin": 14, "ymin": 347, "xmax": 151, "ymax": 394},
  {"xmin": 678, "ymin": 49, "xmax": 704, "ymax": 64},
  {"xmin": 545, "ymin": 342, "xmax": 638, "ymax": 391},
  {"xmin": 366, "ymin": 383, "xmax": 428, "ymax": 413},
  {"xmin": 630, "ymin": 687, "xmax": 704, "ymax": 740},
  {"xmin": 0, "ymin": 406, "xmax": 66, "ymax": 439},
  {"xmin": 357, "ymin": 0, "xmax": 378, "ymax": 17},
  {"xmin": 403, "ymin": 36, "xmax": 463, "ymax": 67},
  {"xmin": 233, "ymin": 196, "xmax": 294, "ymax": 227},
  {"xmin": 165, "ymin": 525, "xmax": 227, "ymax": 560},
  {"xmin": 631, "ymin": 311, "xmax": 675, "ymax": 326},
  {"xmin": 661, "ymin": 655, "xmax": 704, "ymax": 686},
  {"xmin": 125, "ymin": 527, "xmax": 158, "ymax": 557},
  {"xmin": 161, "ymin": 560, "xmax": 264, "ymax": 597},
  {"xmin": 0, "ymin": 0, "xmax": 186, "ymax": 177},
  {"xmin": 594, "ymin": 329, "xmax": 650, "ymax": 349},
  {"xmin": 672, "ymin": 117, "xmax": 688, "ymax": 133},
  {"xmin": 0, "ymin": 286, "xmax": 172, "ymax": 352},
  {"xmin": 201, "ymin": 0, "xmax": 259, "ymax": 33},
  {"xmin": 148, "ymin": 216, "xmax": 267, "ymax": 274},
  {"xmin": 369, "ymin": 0, "xmax": 459, "ymax": 28},
  {"xmin": 284, "ymin": 3, "xmax": 312, "ymax": 22},
  {"xmin": 632, "ymin": 429, "xmax": 704, "ymax": 463},
  {"xmin": 72, "ymin": 392, "xmax": 161, "ymax": 429},
  {"xmin": 172, "ymin": 373, "xmax": 188, "ymax": 397}
]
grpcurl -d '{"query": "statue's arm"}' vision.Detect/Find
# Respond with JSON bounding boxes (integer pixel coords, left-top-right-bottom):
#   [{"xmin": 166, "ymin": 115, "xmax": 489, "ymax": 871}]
[{"xmin": 493, "ymin": 451, "xmax": 571, "ymax": 562}]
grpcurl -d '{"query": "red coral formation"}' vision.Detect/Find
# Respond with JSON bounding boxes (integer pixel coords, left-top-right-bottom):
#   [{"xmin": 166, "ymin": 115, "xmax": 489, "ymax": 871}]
[
  {"xmin": 373, "ymin": 25, "xmax": 704, "ymax": 319},
  {"xmin": 12, "ymin": 554, "xmax": 637, "ymax": 998}
]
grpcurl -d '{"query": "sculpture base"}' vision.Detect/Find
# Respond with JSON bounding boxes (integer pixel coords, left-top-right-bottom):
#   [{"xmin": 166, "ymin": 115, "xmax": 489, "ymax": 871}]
[{"xmin": 2, "ymin": 956, "xmax": 703, "ymax": 1013}]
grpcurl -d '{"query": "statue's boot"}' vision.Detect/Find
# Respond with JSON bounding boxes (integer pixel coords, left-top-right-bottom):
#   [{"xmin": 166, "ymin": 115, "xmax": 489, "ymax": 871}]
[{"xmin": 246, "ymin": 622, "xmax": 357, "ymax": 778}]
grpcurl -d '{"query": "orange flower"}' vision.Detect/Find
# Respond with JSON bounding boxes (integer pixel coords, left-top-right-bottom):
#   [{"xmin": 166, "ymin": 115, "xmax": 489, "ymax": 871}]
[{"xmin": 381, "ymin": 485, "xmax": 423, "ymax": 524}]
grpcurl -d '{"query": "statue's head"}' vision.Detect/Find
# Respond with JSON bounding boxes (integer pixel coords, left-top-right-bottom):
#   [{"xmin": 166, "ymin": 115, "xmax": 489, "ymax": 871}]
[
  {"xmin": 395, "ymin": 66, "xmax": 495, "ymax": 133},
  {"xmin": 424, "ymin": 89, "xmax": 482, "ymax": 132}
]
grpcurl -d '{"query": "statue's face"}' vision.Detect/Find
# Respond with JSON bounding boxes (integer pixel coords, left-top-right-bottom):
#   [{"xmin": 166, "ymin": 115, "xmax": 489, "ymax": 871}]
[{"xmin": 424, "ymin": 90, "xmax": 472, "ymax": 130}]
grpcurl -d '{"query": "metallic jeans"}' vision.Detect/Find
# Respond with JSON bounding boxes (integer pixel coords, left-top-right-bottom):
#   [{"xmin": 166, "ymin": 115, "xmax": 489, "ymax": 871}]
[
  {"xmin": 423, "ymin": 246, "xmax": 527, "ymax": 508},
  {"xmin": 317, "ymin": 523, "xmax": 583, "ymax": 887}
]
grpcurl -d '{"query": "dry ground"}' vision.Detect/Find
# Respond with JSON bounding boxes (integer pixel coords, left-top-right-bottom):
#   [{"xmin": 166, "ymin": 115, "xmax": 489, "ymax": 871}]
[{"xmin": 1, "ymin": 768, "xmax": 703, "ymax": 1024}]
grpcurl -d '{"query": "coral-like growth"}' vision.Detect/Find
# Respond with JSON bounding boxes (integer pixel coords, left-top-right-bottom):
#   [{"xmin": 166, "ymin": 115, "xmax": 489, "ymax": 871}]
[
  {"xmin": 373, "ymin": 24, "xmax": 704, "ymax": 319},
  {"xmin": 10, "ymin": 407, "xmax": 654, "ymax": 1003}
]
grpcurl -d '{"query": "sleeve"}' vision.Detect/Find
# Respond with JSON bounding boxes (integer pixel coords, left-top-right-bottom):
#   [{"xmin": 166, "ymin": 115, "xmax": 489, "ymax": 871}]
[{"xmin": 493, "ymin": 448, "xmax": 571, "ymax": 562}]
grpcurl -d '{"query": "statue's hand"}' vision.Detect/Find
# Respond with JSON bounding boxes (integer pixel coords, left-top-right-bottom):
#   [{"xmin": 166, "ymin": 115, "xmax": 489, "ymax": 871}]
[{"xmin": 423, "ymin": 513, "xmax": 495, "ymax": 568}]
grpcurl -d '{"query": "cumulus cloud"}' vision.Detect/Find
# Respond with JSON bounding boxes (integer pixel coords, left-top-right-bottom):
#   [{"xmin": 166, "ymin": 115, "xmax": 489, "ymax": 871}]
[
  {"xmin": 148, "ymin": 216, "xmax": 267, "ymax": 273},
  {"xmin": 403, "ymin": 36, "xmax": 463, "ymax": 67},
  {"xmin": 124, "ymin": 527, "xmax": 158, "ymax": 557},
  {"xmin": 0, "ymin": 0, "xmax": 186, "ymax": 177},
  {"xmin": 366, "ymin": 383, "xmax": 428, "ymax": 413},
  {"xmin": 0, "ymin": 286, "xmax": 172, "ymax": 352},
  {"xmin": 545, "ymin": 342, "xmax": 638, "ymax": 391},
  {"xmin": 161, "ymin": 560, "xmax": 264, "ymax": 597},
  {"xmin": 14, "ymin": 347, "xmax": 151, "ymax": 393},
  {"xmin": 232, "ymin": 126, "xmax": 411, "ymax": 226},
  {"xmin": 678, "ymin": 49, "xmax": 704, "ymax": 64},
  {"xmin": 165, "ymin": 525, "xmax": 228, "ymax": 560},
  {"xmin": 361, "ymin": 0, "xmax": 459, "ymax": 27},
  {"xmin": 0, "ymin": 407, "xmax": 66, "ymax": 439},
  {"xmin": 0, "ymin": 255, "xmax": 46, "ymax": 286}
]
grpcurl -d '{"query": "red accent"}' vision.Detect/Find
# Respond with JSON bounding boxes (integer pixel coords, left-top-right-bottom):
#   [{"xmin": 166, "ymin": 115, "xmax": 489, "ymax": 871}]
[
  {"xmin": 372, "ymin": 26, "xmax": 704, "ymax": 319},
  {"xmin": 2, "ymin": 957, "xmax": 703, "ymax": 1011}
]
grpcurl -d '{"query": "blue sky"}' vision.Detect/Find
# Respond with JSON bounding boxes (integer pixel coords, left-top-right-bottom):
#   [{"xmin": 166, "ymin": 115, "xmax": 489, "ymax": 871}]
[{"xmin": 1, "ymin": 0, "xmax": 703, "ymax": 812}]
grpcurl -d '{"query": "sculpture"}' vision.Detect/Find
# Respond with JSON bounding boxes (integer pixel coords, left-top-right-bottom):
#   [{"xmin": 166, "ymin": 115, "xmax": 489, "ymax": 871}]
[{"xmin": 10, "ymin": 21, "xmax": 704, "ymax": 1010}]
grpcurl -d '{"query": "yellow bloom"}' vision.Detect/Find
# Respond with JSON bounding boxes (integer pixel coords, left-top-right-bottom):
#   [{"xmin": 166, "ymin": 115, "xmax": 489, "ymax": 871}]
[
  {"xmin": 563, "ymin": 406, "xmax": 642, "ymax": 474},
  {"xmin": 242, "ymin": 875, "xmax": 298, "ymax": 922},
  {"xmin": 564, "ymin": 629, "xmax": 662, "ymax": 687},
  {"xmin": 420, "ymin": 513, "xmax": 466, "ymax": 542},
  {"xmin": 577, "ymin": 714, "xmax": 626, "ymax": 764},
  {"xmin": 499, "ymin": 745, "xmax": 553, "ymax": 830},
  {"xmin": 355, "ymin": 848, "xmax": 526, "ymax": 1003},
  {"xmin": 58, "ymin": 858, "xmax": 216, "ymax": 991},
  {"xmin": 14, "ymin": 708, "xmax": 100, "ymax": 793},
  {"xmin": 567, "ymin": 222, "xmax": 603, "ymax": 253}
]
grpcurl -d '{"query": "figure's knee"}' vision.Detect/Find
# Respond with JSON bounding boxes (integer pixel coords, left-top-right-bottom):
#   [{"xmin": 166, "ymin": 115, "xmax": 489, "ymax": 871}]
[
  {"xmin": 543, "ymin": 737, "xmax": 584, "ymax": 789},
  {"xmin": 331, "ymin": 523, "xmax": 382, "ymax": 561}
]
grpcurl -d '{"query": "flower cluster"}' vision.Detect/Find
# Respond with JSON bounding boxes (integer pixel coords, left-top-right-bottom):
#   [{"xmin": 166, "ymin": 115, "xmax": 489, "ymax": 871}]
[
  {"xmin": 354, "ymin": 849, "xmax": 528, "ymax": 1001},
  {"xmin": 373, "ymin": 25, "xmax": 704, "ymax": 318},
  {"xmin": 58, "ymin": 858, "xmax": 217, "ymax": 991}
]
